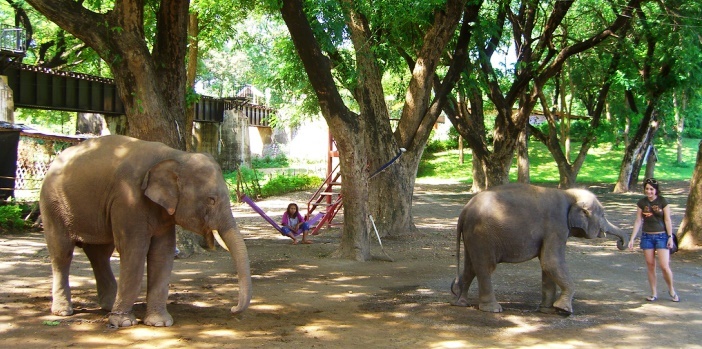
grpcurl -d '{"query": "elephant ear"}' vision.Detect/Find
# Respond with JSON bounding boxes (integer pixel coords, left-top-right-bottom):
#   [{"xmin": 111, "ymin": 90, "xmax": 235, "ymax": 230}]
[
  {"xmin": 568, "ymin": 204, "xmax": 589, "ymax": 236},
  {"xmin": 142, "ymin": 159, "xmax": 180, "ymax": 215}
]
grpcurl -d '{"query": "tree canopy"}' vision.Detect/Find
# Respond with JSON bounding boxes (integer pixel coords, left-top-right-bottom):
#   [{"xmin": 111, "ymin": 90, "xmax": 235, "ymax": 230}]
[{"xmin": 7, "ymin": 0, "xmax": 702, "ymax": 252}]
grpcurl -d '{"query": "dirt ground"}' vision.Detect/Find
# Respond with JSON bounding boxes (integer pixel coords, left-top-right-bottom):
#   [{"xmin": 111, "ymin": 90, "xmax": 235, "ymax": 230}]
[{"xmin": 1, "ymin": 180, "xmax": 701, "ymax": 349}]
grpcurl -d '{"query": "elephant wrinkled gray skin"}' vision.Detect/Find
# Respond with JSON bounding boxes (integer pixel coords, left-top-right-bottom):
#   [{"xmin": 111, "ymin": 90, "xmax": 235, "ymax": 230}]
[
  {"xmin": 40, "ymin": 135, "xmax": 251, "ymax": 327},
  {"xmin": 450, "ymin": 183, "xmax": 627, "ymax": 315}
]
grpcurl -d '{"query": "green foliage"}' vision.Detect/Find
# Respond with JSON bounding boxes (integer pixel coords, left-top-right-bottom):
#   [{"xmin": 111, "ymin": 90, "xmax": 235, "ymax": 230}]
[
  {"xmin": 684, "ymin": 114, "xmax": 702, "ymax": 139},
  {"xmin": 563, "ymin": 119, "xmax": 618, "ymax": 144},
  {"xmin": 0, "ymin": 202, "xmax": 28, "ymax": 233},
  {"xmin": 259, "ymin": 173, "xmax": 322, "ymax": 197},
  {"xmin": 251, "ymin": 154, "xmax": 290, "ymax": 168},
  {"xmin": 425, "ymin": 127, "xmax": 460, "ymax": 153},
  {"xmin": 14, "ymin": 109, "xmax": 76, "ymax": 135},
  {"xmin": 418, "ymin": 138, "xmax": 700, "ymax": 184},
  {"xmin": 223, "ymin": 165, "xmax": 322, "ymax": 200}
]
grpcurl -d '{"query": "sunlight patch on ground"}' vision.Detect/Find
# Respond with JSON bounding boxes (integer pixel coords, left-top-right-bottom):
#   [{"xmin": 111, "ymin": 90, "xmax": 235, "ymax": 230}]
[
  {"xmin": 359, "ymin": 313, "xmax": 382, "ymax": 320},
  {"xmin": 628, "ymin": 304, "xmax": 702, "ymax": 318},
  {"xmin": 256, "ymin": 267, "xmax": 298, "ymax": 279},
  {"xmin": 302, "ymin": 319, "xmax": 350, "ymax": 340},
  {"xmin": 331, "ymin": 275, "xmax": 370, "ymax": 282},
  {"xmin": 502, "ymin": 315, "xmax": 544, "ymax": 335},
  {"xmin": 326, "ymin": 291, "xmax": 367, "ymax": 300},
  {"xmin": 198, "ymin": 328, "xmax": 243, "ymax": 338},
  {"xmin": 517, "ymin": 342, "xmax": 590, "ymax": 348},
  {"xmin": 250, "ymin": 303, "xmax": 285, "ymax": 312},
  {"xmin": 192, "ymin": 301, "xmax": 214, "ymax": 308},
  {"xmin": 0, "ymin": 238, "xmax": 46, "ymax": 254},
  {"xmin": 430, "ymin": 340, "xmax": 475, "ymax": 349}
]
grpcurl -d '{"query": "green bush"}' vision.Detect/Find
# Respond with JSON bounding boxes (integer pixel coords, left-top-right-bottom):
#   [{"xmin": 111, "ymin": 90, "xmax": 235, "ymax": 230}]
[
  {"xmin": 534, "ymin": 119, "xmax": 617, "ymax": 144},
  {"xmin": 683, "ymin": 128, "xmax": 702, "ymax": 139},
  {"xmin": 251, "ymin": 154, "xmax": 289, "ymax": 168},
  {"xmin": 260, "ymin": 173, "xmax": 322, "ymax": 197},
  {"xmin": 0, "ymin": 203, "xmax": 27, "ymax": 232},
  {"xmin": 424, "ymin": 139, "xmax": 447, "ymax": 153},
  {"xmin": 224, "ymin": 166, "xmax": 323, "ymax": 200}
]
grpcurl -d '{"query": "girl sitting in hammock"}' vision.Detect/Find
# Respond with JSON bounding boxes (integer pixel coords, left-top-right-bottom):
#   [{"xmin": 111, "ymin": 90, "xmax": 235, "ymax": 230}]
[{"xmin": 281, "ymin": 203, "xmax": 312, "ymax": 244}]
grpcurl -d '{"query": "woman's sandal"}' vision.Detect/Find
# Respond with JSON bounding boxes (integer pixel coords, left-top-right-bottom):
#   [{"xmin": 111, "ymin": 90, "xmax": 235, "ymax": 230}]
[
  {"xmin": 670, "ymin": 292, "xmax": 680, "ymax": 302},
  {"xmin": 646, "ymin": 295, "xmax": 657, "ymax": 301}
]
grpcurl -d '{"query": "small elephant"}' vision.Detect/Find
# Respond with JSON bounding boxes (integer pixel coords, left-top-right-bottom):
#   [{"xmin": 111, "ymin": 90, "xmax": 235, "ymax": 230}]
[
  {"xmin": 40, "ymin": 135, "xmax": 251, "ymax": 327},
  {"xmin": 450, "ymin": 183, "xmax": 627, "ymax": 314}
]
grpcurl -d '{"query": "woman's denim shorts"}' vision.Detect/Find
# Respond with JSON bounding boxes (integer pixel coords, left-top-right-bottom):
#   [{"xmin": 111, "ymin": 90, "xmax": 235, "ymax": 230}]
[
  {"xmin": 281, "ymin": 222, "xmax": 310, "ymax": 236},
  {"xmin": 640, "ymin": 232, "xmax": 668, "ymax": 250}
]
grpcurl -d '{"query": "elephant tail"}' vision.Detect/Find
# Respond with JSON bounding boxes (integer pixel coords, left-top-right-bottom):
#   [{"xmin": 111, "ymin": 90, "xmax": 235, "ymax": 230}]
[{"xmin": 454, "ymin": 215, "xmax": 464, "ymax": 290}]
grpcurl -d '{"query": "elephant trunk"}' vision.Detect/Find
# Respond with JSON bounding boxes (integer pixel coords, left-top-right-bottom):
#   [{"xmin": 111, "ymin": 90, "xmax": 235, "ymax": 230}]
[
  {"xmin": 217, "ymin": 225, "xmax": 252, "ymax": 314},
  {"xmin": 604, "ymin": 220, "xmax": 629, "ymax": 250}
]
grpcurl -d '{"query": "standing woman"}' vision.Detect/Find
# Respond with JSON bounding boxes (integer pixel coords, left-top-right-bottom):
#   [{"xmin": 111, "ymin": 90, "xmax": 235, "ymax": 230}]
[{"xmin": 627, "ymin": 178, "xmax": 680, "ymax": 302}]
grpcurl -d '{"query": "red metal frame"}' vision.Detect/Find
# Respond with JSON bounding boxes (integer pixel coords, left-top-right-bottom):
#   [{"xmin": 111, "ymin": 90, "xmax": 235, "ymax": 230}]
[{"xmin": 305, "ymin": 132, "xmax": 342, "ymax": 235}]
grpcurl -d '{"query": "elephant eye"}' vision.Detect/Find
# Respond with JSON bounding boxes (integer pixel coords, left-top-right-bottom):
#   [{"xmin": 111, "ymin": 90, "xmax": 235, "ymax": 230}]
[{"xmin": 208, "ymin": 197, "xmax": 216, "ymax": 206}]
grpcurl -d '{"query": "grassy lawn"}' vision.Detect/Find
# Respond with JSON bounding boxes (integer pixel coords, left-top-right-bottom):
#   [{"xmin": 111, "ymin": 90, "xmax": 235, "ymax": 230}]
[{"xmin": 418, "ymin": 138, "xmax": 699, "ymax": 184}]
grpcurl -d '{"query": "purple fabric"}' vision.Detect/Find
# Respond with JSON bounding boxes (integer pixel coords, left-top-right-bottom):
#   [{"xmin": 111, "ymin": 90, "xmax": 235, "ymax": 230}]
[
  {"xmin": 241, "ymin": 195, "xmax": 325, "ymax": 234},
  {"xmin": 241, "ymin": 195, "xmax": 285, "ymax": 233}
]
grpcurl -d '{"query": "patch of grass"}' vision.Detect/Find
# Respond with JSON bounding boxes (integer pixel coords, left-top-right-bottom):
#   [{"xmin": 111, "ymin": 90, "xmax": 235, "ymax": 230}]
[
  {"xmin": 0, "ymin": 202, "xmax": 28, "ymax": 233},
  {"xmin": 223, "ymin": 166, "xmax": 322, "ymax": 200},
  {"xmin": 251, "ymin": 154, "xmax": 289, "ymax": 169},
  {"xmin": 419, "ymin": 138, "xmax": 699, "ymax": 184}
]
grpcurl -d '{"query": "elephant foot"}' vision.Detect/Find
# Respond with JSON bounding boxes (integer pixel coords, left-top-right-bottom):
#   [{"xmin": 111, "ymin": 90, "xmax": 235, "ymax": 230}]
[
  {"xmin": 450, "ymin": 297, "xmax": 470, "ymax": 307},
  {"xmin": 144, "ymin": 310, "xmax": 174, "ymax": 327},
  {"xmin": 97, "ymin": 295, "xmax": 116, "ymax": 312},
  {"xmin": 553, "ymin": 299, "xmax": 573, "ymax": 315},
  {"xmin": 478, "ymin": 301, "xmax": 503, "ymax": 313},
  {"xmin": 108, "ymin": 311, "xmax": 138, "ymax": 328},
  {"xmin": 52, "ymin": 306, "xmax": 73, "ymax": 316},
  {"xmin": 538, "ymin": 306, "xmax": 556, "ymax": 314},
  {"xmin": 51, "ymin": 301, "xmax": 73, "ymax": 316}
]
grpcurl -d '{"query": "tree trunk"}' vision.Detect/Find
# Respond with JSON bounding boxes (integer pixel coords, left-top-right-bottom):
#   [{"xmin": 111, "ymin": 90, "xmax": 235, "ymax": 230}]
[
  {"xmin": 280, "ymin": 0, "xmax": 465, "ymax": 260},
  {"xmin": 185, "ymin": 12, "xmax": 199, "ymax": 152},
  {"xmin": 644, "ymin": 145, "xmax": 657, "ymax": 179},
  {"xmin": 331, "ymin": 134, "xmax": 373, "ymax": 260},
  {"xmin": 613, "ymin": 89, "xmax": 659, "ymax": 192},
  {"xmin": 517, "ymin": 125, "xmax": 530, "ymax": 183},
  {"xmin": 470, "ymin": 155, "xmax": 486, "ymax": 193},
  {"xmin": 677, "ymin": 139, "xmax": 702, "ymax": 249},
  {"xmin": 26, "ymin": 0, "xmax": 189, "ymax": 150},
  {"xmin": 76, "ymin": 113, "xmax": 107, "ymax": 135},
  {"xmin": 674, "ymin": 91, "xmax": 685, "ymax": 164}
]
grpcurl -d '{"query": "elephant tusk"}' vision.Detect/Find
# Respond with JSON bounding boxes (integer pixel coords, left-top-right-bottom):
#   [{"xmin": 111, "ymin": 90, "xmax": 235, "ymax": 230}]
[{"xmin": 212, "ymin": 230, "xmax": 229, "ymax": 251}]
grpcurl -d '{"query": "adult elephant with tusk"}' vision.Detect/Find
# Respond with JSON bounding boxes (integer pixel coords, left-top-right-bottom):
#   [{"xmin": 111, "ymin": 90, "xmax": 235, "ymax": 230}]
[
  {"xmin": 40, "ymin": 135, "xmax": 251, "ymax": 327},
  {"xmin": 450, "ymin": 183, "xmax": 628, "ymax": 315}
]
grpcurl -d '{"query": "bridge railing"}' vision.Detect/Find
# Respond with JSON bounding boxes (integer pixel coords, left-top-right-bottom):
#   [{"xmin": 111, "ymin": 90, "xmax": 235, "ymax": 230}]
[{"xmin": 0, "ymin": 25, "xmax": 26, "ymax": 54}]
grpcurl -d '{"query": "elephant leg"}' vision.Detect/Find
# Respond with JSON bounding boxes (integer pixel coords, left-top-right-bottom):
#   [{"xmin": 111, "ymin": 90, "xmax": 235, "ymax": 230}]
[
  {"xmin": 475, "ymin": 262, "xmax": 502, "ymax": 313},
  {"xmin": 143, "ymin": 232, "xmax": 176, "ymax": 327},
  {"xmin": 541, "ymin": 251, "xmax": 575, "ymax": 314},
  {"xmin": 47, "ymin": 237, "xmax": 75, "ymax": 316},
  {"xmin": 83, "ymin": 243, "xmax": 117, "ymax": 311},
  {"xmin": 108, "ymin": 238, "xmax": 149, "ymax": 328},
  {"xmin": 451, "ymin": 257, "xmax": 476, "ymax": 307},
  {"xmin": 538, "ymin": 269, "xmax": 558, "ymax": 313}
]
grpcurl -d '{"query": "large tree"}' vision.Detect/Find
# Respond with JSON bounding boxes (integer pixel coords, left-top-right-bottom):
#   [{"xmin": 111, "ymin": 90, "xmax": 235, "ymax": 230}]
[
  {"xmin": 25, "ymin": 0, "xmax": 190, "ymax": 149},
  {"xmin": 611, "ymin": 0, "xmax": 693, "ymax": 192},
  {"xmin": 446, "ymin": 0, "xmax": 641, "ymax": 191},
  {"xmin": 279, "ymin": 0, "xmax": 471, "ymax": 260},
  {"xmin": 679, "ymin": 140, "xmax": 702, "ymax": 249},
  {"xmin": 529, "ymin": 24, "xmax": 629, "ymax": 188}
]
